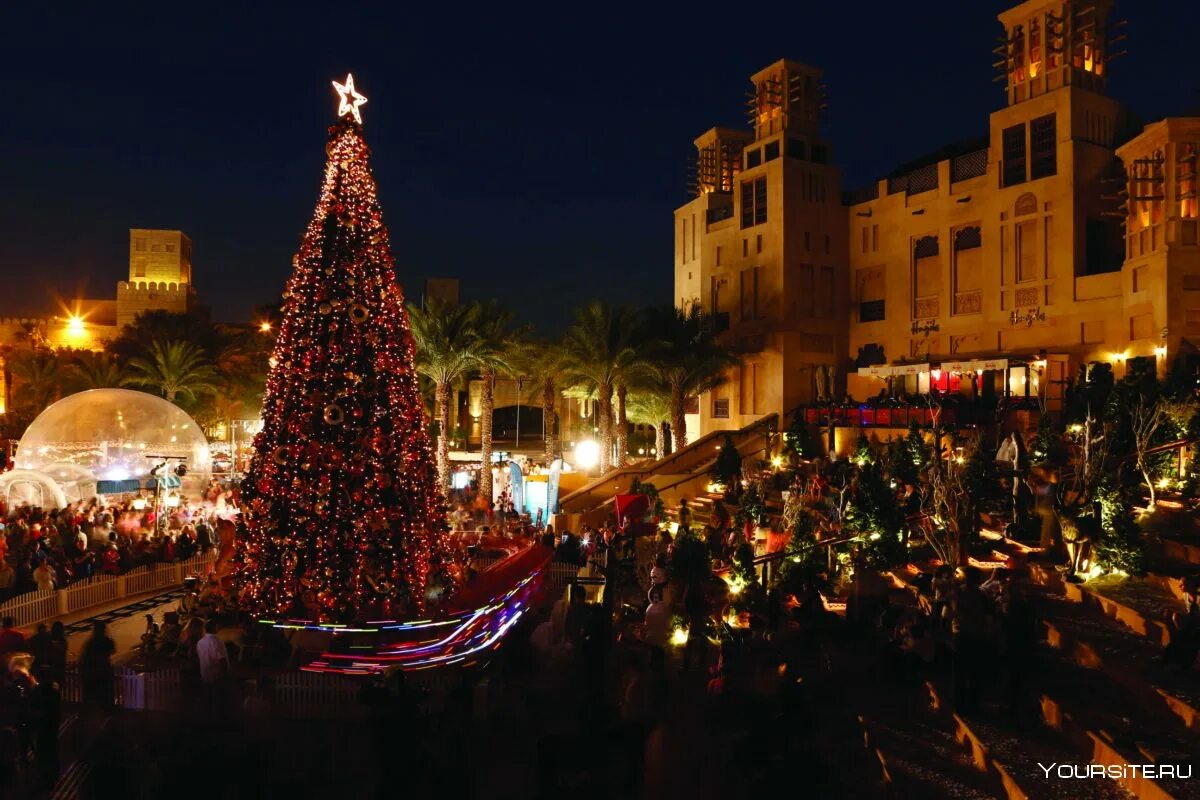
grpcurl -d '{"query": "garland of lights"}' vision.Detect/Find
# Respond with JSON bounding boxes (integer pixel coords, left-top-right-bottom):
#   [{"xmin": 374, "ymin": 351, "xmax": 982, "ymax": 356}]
[{"xmin": 234, "ymin": 74, "xmax": 453, "ymax": 623}]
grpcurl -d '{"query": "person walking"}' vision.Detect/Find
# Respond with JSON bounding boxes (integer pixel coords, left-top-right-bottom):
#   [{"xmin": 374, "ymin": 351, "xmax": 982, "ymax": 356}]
[
  {"xmin": 196, "ymin": 619, "xmax": 230, "ymax": 711},
  {"xmin": 29, "ymin": 666, "xmax": 61, "ymax": 790},
  {"xmin": 80, "ymin": 621, "xmax": 116, "ymax": 713}
]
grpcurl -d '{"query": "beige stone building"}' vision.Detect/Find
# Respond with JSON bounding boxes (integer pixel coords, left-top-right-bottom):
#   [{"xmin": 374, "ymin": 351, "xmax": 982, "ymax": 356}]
[
  {"xmin": 1, "ymin": 229, "xmax": 195, "ymax": 417},
  {"xmin": 117, "ymin": 229, "xmax": 195, "ymax": 328},
  {"xmin": 675, "ymin": 0, "xmax": 1200, "ymax": 441},
  {"xmin": 674, "ymin": 60, "xmax": 847, "ymax": 441}
]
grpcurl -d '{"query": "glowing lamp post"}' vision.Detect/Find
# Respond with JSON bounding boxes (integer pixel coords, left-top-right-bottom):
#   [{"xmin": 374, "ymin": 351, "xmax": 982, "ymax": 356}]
[{"xmin": 574, "ymin": 439, "xmax": 600, "ymax": 472}]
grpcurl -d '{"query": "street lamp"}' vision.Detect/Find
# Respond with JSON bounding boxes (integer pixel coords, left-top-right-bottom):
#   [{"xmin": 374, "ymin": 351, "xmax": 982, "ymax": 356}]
[{"xmin": 574, "ymin": 440, "xmax": 600, "ymax": 471}]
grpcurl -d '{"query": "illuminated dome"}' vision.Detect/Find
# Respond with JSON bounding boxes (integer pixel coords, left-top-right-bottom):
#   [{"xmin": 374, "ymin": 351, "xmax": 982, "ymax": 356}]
[{"xmin": 16, "ymin": 389, "xmax": 212, "ymax": 497}]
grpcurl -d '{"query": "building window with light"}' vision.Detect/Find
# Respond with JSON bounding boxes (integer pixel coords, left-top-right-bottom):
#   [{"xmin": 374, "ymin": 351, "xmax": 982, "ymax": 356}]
[
  {"xmin": 1028, "ymin": 17, "xmax": 1042, "ymax": 78},
  {"xmin": 1011, "ymin": 24, "xmax": 1026, "ymax": 83}
]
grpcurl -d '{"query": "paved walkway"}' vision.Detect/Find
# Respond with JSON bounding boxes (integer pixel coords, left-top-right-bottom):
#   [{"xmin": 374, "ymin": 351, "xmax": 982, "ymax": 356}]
[{"xmin": 49, "ymin": 588, "xmax": 183, "ymax": 664}]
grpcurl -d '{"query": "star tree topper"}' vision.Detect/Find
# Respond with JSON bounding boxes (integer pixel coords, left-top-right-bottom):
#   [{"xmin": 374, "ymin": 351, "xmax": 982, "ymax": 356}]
[{"xmin": 333, "ymin": 73, "xmax": 368, "ymax": 124}]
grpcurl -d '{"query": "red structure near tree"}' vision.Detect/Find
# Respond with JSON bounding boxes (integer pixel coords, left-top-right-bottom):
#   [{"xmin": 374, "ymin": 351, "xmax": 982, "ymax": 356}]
[{"xmin": 234, "ymin": 75, "xmax": 453, "ymax": 623}]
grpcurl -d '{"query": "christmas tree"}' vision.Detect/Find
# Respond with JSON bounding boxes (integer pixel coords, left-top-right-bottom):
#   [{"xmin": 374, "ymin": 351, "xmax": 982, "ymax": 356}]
[{"xmin": 235, "ymin": 74, "xmax": 453, "ymax": 622}]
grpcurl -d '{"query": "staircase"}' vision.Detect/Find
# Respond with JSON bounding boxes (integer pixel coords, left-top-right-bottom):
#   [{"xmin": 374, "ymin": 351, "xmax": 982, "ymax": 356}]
[{"xmin": 557, "ymin": 413, "xmax": 778, "ymax": 530}]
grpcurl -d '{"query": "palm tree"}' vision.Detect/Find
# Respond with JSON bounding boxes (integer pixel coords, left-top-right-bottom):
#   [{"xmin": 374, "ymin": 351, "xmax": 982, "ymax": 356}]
[
  {"xmin": 519, "ymin": 340, "xmax": 570, "ymax": 465},
  {"xmin": 562, "ymin": 303, "xmax": 643, "ymax": 472},
  {"xmin": 643, "ymin": 305, "xmax": 741, "ymax": 452},
  {"xmin": 408, "ymin": 298, "xmax": 481, "ymax": 496},
  {"xmin": 8, "ymin": 349, "xmax": 64, "ymax": 415},
  {"xmin": 471, "ymin": 301, "xmax": 524, "ymax": 503},
  {"xmin": 626, "ymin": 385, "xmax": 673, "ymax": 461},
  {"xmin": 128, "ymin": 339, "xmax": 220, "ymax": 404},
  {"xmin": 65, "ymin": 350, "xmax": 131, "ymax": 392}
]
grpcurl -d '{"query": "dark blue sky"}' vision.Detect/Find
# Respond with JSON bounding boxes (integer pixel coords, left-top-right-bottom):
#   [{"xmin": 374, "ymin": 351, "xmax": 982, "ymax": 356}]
[{"xmin": 1, "ymin": 1, "xmax": 1196, "ymax": 331}]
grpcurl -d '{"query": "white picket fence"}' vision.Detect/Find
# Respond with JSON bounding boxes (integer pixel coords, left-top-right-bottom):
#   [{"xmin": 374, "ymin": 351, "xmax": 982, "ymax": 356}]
[{"xmin": 0, "ymin": 552, "xmax": 218, "ymax": 629}]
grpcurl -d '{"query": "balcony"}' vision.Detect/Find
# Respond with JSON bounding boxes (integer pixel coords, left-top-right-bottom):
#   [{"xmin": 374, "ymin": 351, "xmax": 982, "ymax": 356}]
[
  {"xmin": 799, "ymin": 399, "xmax": 1004, "ymax": 430},
  {"xmin": 802, "ymin": 403, "xmax": 989, "ymax": 429},
  {"xmin": 951, "ymin": 149, "xmax": 988, "ymax": 183}
]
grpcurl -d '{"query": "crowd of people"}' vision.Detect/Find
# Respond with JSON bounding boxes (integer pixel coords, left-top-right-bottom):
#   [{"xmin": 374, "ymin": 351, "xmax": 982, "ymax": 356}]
[{"xmin": 0, "ymin": 484, "xmax": 232, "ymax": 604}]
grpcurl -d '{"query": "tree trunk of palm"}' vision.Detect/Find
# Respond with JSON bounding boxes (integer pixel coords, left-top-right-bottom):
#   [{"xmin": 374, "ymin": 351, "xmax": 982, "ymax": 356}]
[
  {"xmin": 615, "ymin": 383, "xmax": 629, "ymax": 468},
  {"xmin": 670, "ymin": 384, "xmax": 688, "ymax": 452},
  {"xmin": 167, "ymin": 388, "xmax": 177, "ymax": 402},
  {"xmin": 598, "ymin": 382, "xmax": 613, "ymax": 473},
  {"xmin": 655, "ymin": 422, "xmax": 666, "ymax": 462},
  {"xmin": 479, "ymin": 369, "xmax": 495, "ymax": 504},
  {"xmin": 435, "ymin": 380, "xmax": 452, "ymax": 496},
  {"xmin": 543, "ymin": 376, "xmax": 557, "ymax": 464}
]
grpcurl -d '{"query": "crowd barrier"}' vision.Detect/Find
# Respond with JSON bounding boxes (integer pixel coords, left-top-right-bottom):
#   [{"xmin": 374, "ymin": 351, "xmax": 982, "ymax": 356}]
[
  {"xmin": 60, "ymin": 662, "xmax": 464, "ymax": 719},
  {"xmin": 0, "ymin": 553, "xmax": 218, "ymax": 630}
]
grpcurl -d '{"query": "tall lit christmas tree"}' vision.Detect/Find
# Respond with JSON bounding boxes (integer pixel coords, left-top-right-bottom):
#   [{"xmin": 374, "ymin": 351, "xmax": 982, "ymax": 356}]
[{"xmin": 235, "ymin": 74, "xmax": 453, "ymax": 622}]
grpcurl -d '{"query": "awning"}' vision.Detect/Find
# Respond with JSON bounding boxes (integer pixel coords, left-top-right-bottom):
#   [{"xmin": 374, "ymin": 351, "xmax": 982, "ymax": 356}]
[
  {"xmin": 146, "ymin": 475, "xmax": 181, "ymax": 489},
  {"xmin": 935, "ymin": 358, "xmax": 1010, "ymax": 373},
  {"xmin": 856, "ymin": 365, "xmax": 893, "ymax": 378},
  {"xmin": 97, "ymin": 479, "xmax": 142, "ymax": 495},
  {"xmin": 892, "ymin": 363, "xmax": 929, "ymax": 376}
]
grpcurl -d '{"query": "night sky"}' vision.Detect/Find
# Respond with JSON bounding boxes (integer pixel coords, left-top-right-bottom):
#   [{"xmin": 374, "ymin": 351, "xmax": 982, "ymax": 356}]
[{"xmin": 2, "ymin": 2, "xmax": 1196, "ymax": 332}]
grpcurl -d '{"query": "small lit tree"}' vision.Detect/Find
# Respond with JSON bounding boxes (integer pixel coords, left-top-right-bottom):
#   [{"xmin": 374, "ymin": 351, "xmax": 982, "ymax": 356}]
[
  {"xmin": 710, "ymin": 433, "xmax": 743, "ymax": 488},
  {"xmin": 783, "ymin": 410, "xmax": 818, "ymax": 460},
  {"xmin": 916, "ymin": 438, "xmax": 984, "ymax": 567}
]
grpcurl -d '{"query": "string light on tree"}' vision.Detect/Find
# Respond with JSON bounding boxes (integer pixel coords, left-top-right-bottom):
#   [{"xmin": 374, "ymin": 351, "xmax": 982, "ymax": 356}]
[
  {"xmin": 234, "ymin": 73, "xmax": 452, "ymax": 623},
  {"xmin": 332, "ymin": 73, "xmax": 368, "ymax": 124}
]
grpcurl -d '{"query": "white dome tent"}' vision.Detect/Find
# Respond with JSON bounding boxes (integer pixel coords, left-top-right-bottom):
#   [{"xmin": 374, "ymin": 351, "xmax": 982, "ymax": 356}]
[
  {"xmin": 42, "ymin": 463, "xmax": 99, "ymax": 504},
  {"xmin": 16, "ymin": 388, "xmax": 212, "ymax": 500},
  {"xmin": 0, "ymin": 469, "xmax": 67, "ymax": 509}
]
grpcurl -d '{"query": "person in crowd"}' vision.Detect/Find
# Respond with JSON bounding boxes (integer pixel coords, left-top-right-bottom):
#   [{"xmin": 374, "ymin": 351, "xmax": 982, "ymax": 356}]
[
  {"xmin": 45, "ymin": 623, "xmax": 67, "ymax": 685},
  {"xmin": 32, "ymin": 559, "xmax": 55, "ymax": 592},
  {"xmin": 950, "ymin": 567, "xmax": 990, "ymax": 715},
  {"xmin": 0, "ymin": 617, "xmax": 26, "ymax": 657},
  {"xmin": 80, "ymin": 620, "xmax": 116, "ymax": 712},
  {"xmin": 648, "ymin": 553, "xmax": 668, "ymax": 604},
  {"xmin": 0, "ymin": 560, "xmax": 14, "ymax": 602},
  {"xmin": 1162, "ymin": 578, "xmax": 1200, "ymax": 670},
  {"xmin": 196, "ymin": 618, "xmax": 230, "ymax": 688},
  {"xmin": 677, "ymin": 498, "xmax": 692, "ymax": 532},
  {"xmin": 27, "ymin": 623, "xmax": 50, "ymax": 668},
  {"xmin": 995, "ymin": 575, "xmax": 1036, "ymax": 715},
  {"xmin": 682, "ymin": 580, "xmax": 709, "ymax": 672},
  {"xmin": 140, "ymin": 614, "xmax": 161, "ymax": 654},
  {"xmin": 29, "ymin": 665, "xmax": 60, "ymax": 790}
]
